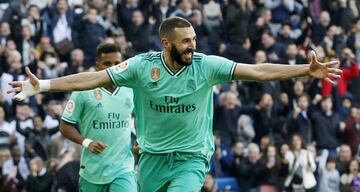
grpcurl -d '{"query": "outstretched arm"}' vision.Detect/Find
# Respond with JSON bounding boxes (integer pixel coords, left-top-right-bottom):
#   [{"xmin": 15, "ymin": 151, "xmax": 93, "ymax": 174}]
[
  {"xmin": 233, "ymin": 51, "xmax": 342, "ymax": 83},
  {"xmin": 50, "ymin": 70, "xmax": 112, "ymax": 91},
  {"xmin": 7, "ymin": 67, "xmax": 112, "ymax": 100}
]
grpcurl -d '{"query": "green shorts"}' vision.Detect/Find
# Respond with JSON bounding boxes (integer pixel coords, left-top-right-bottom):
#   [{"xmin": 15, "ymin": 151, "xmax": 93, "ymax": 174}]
[
  {"xmin": 79, "ymin": 172, "xmax": 136, "ymax": 192},
  {"xmin": 137, "ymin": 152, "xmax": 207, "ymax": 192}
]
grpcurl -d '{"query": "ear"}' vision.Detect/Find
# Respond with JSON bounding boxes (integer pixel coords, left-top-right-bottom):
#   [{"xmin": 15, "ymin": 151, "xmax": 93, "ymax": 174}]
[
  {"xmin": 95, "ymin": 61, "xmax": 100, "ymax": 70},
  {"xmin": 161, "ymin": 38, "xmax": 169, "ymax": 48}
]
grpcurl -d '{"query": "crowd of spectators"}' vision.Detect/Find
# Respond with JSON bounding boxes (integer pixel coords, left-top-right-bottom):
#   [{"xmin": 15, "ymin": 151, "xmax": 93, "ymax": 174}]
[{"xmin": 0, "ymin": 0, "xmax": 359, "ymax": 191}]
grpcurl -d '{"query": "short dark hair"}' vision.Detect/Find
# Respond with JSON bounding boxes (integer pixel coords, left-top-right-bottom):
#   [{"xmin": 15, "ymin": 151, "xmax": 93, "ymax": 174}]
[
  {"xmin": 296, "ymin": 93, "xmax": 310, "ymax": 103},
  {"xmin": 28, "ymin": 4, "xmax": 39, "ymax": 11},
  {"xmin": 56, "ymin": 0, "xmax": 67, "ymax": 4},
  {"xmin": 87, "ymin": 6, "xmax": 99, "ymax": 14},
  {"xmin": 326, "ymin": 156, "xmax": 336, "ymax": 164},
  {"xmin": 96, "ymin": 43, "xmax": 121, "ymax": 58},
  {"xmin": 159, "ymin": 17, "xmax": 192, "ymax": 39},
  {"xmin": 262, "ymin": 31, "xmax": 275, "ymax": 38},
  {"xmin": 259, "ymin": 7, "xmax": 270, "ymax": 17},
  {"xmin": 321, "ymin": 95, "xmax": 332, "ymax": 103},
  {"xmin": 14, "ymin": 100, "xmax": 30, "ymax": 107}
]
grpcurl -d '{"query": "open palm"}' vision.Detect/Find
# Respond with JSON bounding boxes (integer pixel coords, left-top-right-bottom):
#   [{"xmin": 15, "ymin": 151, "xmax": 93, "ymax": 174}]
[
  {"xmin": 308, "ymin": 51, "xmax": 342, "ymax": 84},
  {"xmin": 7, "ymin": 67, "xmax": 40, "ymax": 100}
]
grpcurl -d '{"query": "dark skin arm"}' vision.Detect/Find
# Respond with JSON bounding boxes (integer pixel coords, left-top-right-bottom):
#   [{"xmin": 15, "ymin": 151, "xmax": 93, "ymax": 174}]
[{"xmin": 60, "ymin": 120, "xmax": 108, "ymax": 154}]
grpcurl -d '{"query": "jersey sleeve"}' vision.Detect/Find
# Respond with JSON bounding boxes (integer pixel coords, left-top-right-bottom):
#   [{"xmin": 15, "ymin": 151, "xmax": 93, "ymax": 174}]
[
  {"xmin": 106, "ymin": 56, "xmax": 141, "ymax": 88},
  {"xmin": 203, "ymin": 55, "xmax": 236, "ymax": 85},
  {"xmin": 61, "ymin": 91, "xmax": 84, "ymax": 124}
]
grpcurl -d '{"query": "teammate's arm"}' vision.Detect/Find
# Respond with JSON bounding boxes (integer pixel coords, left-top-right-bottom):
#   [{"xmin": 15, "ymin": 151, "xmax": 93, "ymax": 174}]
[
  {"xmin": 7, "ymin": 67, "xmax": 112, "ymax": 100},
  {"xmin": 60, "ymin": 120, "xmax": 107, "ymax": 154},
  {"xmin": 233, "ymin": 51, "xmax": 342, "ymax": 84}
]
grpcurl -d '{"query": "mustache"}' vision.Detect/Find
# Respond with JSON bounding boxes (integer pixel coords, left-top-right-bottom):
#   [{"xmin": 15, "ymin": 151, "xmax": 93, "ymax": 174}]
[{"xmin": 183, "ymin": 49, "xmax": 195, "ymax": 54}]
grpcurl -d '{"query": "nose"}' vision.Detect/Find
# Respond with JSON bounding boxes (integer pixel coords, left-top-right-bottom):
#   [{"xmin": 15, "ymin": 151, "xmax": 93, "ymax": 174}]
[{"xmin": 188, "ymin": 39, "xmax": 196, "ymax": 50}]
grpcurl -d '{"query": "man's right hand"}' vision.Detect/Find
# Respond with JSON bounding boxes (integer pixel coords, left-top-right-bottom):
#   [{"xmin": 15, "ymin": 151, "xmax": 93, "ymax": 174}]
[
  {"xmin": 88, "ymin": 141, "xmax": 108, "ymax": 154},
  {"xmin": 7, "ymin": 67, "xmax": 40, "ymax": 101}
]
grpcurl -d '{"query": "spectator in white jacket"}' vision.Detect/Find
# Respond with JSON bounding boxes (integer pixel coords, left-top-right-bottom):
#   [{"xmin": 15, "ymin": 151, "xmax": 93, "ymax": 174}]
[{"xmin": 284, "ymin": 133, "xmax": 317, "ymax": 192}]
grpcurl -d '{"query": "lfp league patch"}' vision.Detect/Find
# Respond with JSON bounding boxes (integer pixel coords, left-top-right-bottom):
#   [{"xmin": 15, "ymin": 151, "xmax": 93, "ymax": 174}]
[
  {"xmin": 113, "ymin": 60, "xmax": 129, "ymax": 73},
  {"xmin": 65, "ymin": 100, "xmax": 75, "ymax": 115}
]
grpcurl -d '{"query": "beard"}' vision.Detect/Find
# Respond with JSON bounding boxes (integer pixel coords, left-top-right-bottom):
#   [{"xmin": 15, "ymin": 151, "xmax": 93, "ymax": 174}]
[{"xmin": 170, "ymin": 44, "xmax": 194, "ymax": 66}]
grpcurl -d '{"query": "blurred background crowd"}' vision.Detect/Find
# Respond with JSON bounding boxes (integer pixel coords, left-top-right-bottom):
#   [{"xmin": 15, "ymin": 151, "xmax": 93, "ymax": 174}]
[{"xmin": 0, "ymin": 0, "xmax": 359, "ymax": 191}]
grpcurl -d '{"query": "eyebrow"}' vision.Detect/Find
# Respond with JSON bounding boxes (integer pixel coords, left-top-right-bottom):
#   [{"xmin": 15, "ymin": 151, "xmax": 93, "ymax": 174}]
[
  {"xmin": 181, "ymin": 36, "xmax": 196, "ymax": 42},
  {"xmin": 102, "ymin": 60, "xmax": 121, "ymax": 64}
]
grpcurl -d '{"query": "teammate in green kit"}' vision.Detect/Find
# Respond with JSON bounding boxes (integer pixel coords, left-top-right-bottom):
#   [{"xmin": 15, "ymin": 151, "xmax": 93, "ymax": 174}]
[
  {"xmin": 59, "ymin": 43, "xmax": 136, "ymax": 192},
  {"xmin": 8, "ymin": 17, "xmax": 342, "ymax": 192}
]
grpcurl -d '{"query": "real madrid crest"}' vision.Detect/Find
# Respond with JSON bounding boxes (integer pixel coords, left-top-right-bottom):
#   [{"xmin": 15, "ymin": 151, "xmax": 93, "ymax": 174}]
[
  {"xmin": 93, "ymin": 90, "xmax": 102, "ymax": 100},
  {"xmin": 151, "ymin": 67, "xmax": 160, "ymax": 82}
]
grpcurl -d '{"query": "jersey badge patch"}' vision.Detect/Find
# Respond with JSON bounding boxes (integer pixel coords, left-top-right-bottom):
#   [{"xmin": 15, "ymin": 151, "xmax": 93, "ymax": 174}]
[
  {"xmin": 93, "ymin": 90, "xmax": 102, "ymax": 100},
  {"xmin": 65, "ymin": 100, "xmax": 75, "ymax": 115},
  {"xmin": 113, "ymin": 61, "xmax": 128, "ymax": 73},
  {"xmin": 151, "ymin": 67, "xmax": 160, "ymax": 82}
]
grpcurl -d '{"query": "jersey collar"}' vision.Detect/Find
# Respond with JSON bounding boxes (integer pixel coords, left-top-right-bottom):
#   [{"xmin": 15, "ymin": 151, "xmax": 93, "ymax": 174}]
[
  {"xmin": 100, "ymin": 87, "xmax": 120, "ymax": 96},
  {"xmin": 160, "ymin": 52, "xmax": 187, "ymax": 77}
]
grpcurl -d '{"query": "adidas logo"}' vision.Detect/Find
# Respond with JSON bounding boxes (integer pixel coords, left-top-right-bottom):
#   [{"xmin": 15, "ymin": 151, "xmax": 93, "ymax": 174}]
[
  {"xmin": 96, "ymin": 103, "xmax": 103, "ymax": 108},
  {"xmin": 146, "ymin": 82, "xmax": 158, "ymax": 88}
]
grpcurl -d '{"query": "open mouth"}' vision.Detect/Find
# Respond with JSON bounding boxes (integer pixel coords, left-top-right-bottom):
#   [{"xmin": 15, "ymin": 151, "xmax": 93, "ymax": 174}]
[{"xmin": 183, "ymin": 50, "xmax": 193, "ymax": 57}]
